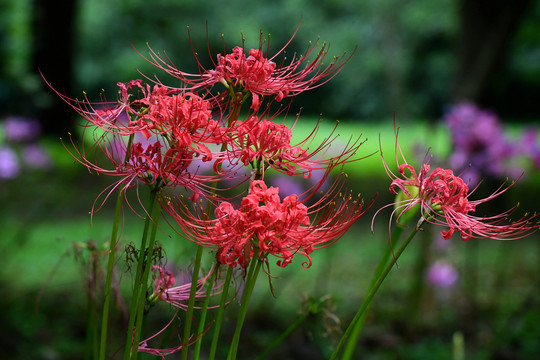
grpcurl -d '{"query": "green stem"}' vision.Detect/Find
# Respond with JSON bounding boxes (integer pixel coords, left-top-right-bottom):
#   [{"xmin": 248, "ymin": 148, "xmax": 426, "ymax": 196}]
[
  {"xmin": 179, "ymin": 245, "xmax": 205, "ymax": 360},
  {"xmin": 208, "ymin": 266, "xmax": 234, "ymax": 360},
  {"xmin": 98, "ymin": 189, "xmax": 124, "ymax": 360},
  {"xmin": 227, "ymin": 255, "xmax": 263, "ymax": 360},
  {"xmin": 342, "ymin": 225, "xmax": 405, "ymax": 357},
  {"xmin": 123, "ymin": 190, "xmax": 159, "ymax": 360},
  {"xmin": 131, "ymin": 200, "xmax": 161, "ymax": 360},
  {"xmin": 192, "ymin": 266, "xmax": 219, "ymax": 359},
  {"xmin": 330, "ymin": 226, "xmax": 419, "ymax": 360}
]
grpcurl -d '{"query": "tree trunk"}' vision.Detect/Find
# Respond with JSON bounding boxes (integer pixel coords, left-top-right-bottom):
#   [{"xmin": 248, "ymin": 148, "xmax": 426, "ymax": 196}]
[
  {"xmin": 455, "ymin": 0, "xmax": 530, "ymax": 104},
  {"xmin": 32, "ymin": 0, "xmax": 77, "ymax": 136}
]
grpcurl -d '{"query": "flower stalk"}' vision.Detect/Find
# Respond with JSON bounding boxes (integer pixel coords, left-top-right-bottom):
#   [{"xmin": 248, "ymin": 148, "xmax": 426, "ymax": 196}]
[
  {"xmin": 208, "ymin": 266, "xmax": 234, "ymax": 360},
  {"xmin": 98, "ymin": 189, "xmax": 124, "ymax": 360},
  {"xmin": 227, "ymin": 253, "xmax": 264, "ymax": 360},
  {"xmin": 331, "ymin": 224, "xmax": 419, "ymax": 360},
  {"xmin": 124, "ymin": 188, "xmax": 162, "ymax": 360},
  {"xmin": 179, "ymin": 244, "xmax": 204, "ymax": 360},
  {"xmin": 192, "ymin": 266, "xmax": 219, "ymax": 359}
]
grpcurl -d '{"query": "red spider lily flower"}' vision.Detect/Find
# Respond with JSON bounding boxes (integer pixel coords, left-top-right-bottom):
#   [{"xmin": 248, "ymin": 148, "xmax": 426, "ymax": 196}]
[
  {"xmin": 374, "ymin": 128, "xmax": 540, "ymax": 241},
  {"xmin": 43, "ymin": 77, "xmax": 150, "ymax": 136},
  {"xmin": 44, "ymin": 76, "xmax": 228, "ymax": 145},
  {"xmin": 63, "ymin": 131, "xmax": 228, "ymax": 216},
  {"xmin": 148, "ymin": 265, "xmax": 176, "ymax": 304},
  {"xmin": 135, "ymin": 86, "xmax": 225, "ymax": 148},
  {"xmin": 55, "ymin": 78, "xmax": 239, "ymax": 213},
  {"xmin": 140, "ymin": 266, "xmax": 224, "ymax": 359},
  {"xmin": 220, "ymin": 113, "xmax": 367, "ymax": 179},
  {"xmin": 148, "ymin": 266, "xmax": 224, "ymax": 310},
  {"xmin": 163, "ymin": 178, "xmax": 372, "ymax": 269},
  {"xmin": 139, "ymin": 24, "xmax": 353, "ymax": 109}
]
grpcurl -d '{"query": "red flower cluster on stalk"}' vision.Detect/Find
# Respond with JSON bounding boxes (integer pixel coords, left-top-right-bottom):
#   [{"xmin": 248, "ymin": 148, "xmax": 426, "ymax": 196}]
[
  {"xmin": 141, "ymin": 24, "xmax": 353, "ymax": 111},
  {"xmin": 164, "ymin": 178, "xmax": 369, "ymax": 269},
  {"xmin": 375, "ymin": 128, "xmax": 539, "ymax": 241},
  {"xmin": 47, "ymin": 25, "xmax": 367, "ymax": 265},
  {"xmin": 221, "ymin": 113, "xmax": 364, "ymax": 178},
  {"xmin": 47, "ymin": 24, "xmax": 371, "ymax": 359}
]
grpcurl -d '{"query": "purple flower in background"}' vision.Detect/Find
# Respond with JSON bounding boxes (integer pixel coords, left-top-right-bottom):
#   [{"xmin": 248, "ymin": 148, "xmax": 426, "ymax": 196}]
[
  {"xmin": 270, "ymin": 175, "xmax": 305, "ymax": 198},
  {"xmin": 3, "ymin": 117, "xmax": 42, "ymax": 143},
  {"xmin": 22, "ymin": 144, "xmax": 52, "ymax": 169},
  {"xmin": 519, "ymin": 128, "xmax": 540, "ymax": 169},
  {"xmin": 270, "ymin": 168, "xmax": 332, "ymax": 200},
  {"xmin": 426, "ymin": 260, "xmax": 458, "ymax": 289},
  {"xmin": 0, "ymin": 146, "xmax": 20, "ymax": 179},
  {"xmin": 1, "ymin": 116, "xmax": 53, "ymax": 175},
  {"xmin": 444, "ymin": 102, "xmax": 518, "ymax": 186}
]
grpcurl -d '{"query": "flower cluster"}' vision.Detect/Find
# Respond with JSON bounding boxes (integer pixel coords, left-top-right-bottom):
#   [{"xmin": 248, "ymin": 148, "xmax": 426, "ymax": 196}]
[
  {"xmin": 376, "ymin": 128, "xmax": 539, "ymax": 242},
  {"xmin": 49, "ymin": 26, "xmax": 368, "ymax": 358},
  {"xmin": 165, "ymin": 179, "xmax": 368, "ymax": 269},
  {"xmin": 141, "ymin": 25, "xmax": 353, "ymax": 111}
]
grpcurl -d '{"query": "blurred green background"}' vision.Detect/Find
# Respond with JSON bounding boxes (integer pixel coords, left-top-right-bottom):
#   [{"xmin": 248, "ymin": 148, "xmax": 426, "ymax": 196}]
[{"xmin": 1, "ymin": 0, "xmax": 540, "ymax": 359}]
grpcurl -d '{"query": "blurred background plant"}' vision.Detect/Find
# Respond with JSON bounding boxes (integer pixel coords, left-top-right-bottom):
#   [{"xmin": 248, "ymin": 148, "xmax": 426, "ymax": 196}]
[{"xmin": 1, "ymin": 0, "xmax": 540, "ymax": 359}]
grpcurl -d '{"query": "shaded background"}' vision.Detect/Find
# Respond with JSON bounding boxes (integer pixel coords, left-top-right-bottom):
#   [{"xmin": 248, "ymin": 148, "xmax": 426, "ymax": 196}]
[
  {"xmin": 2, "ymin": 0, "xmax": 540, "ymax": 133},
  {"xmin": 2, "ymin": 0, "xmax": 540, "ymax": 359}
]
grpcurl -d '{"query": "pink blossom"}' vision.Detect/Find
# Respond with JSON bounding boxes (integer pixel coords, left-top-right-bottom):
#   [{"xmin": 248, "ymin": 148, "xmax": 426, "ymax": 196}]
[
  {"xmin": 444, "ymin": 102, "xmax": 522, "ymax": 185},
  {"xmin": 45, "ymin": 78, "xmax": 227, "ymax": 145},
  {"xmin": 43, "ymin": 78, "xmax": 147, "ymax": 136},
  {"xmin": 374, "ymin": 127, "xmax": 540, "ymax": 241}
]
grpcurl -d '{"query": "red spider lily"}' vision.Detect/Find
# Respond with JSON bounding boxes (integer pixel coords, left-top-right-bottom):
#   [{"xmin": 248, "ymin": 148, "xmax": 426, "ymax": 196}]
[
  {"xmin": 45, "ymin": 77, "xmax": 229, "ymax": 144},
  {"xmin": 63, "ymin": 130, "xmax": 229, "ymax": 217},
  {"xmin": 139, "ymin": 24, "xmax": 353, "ymax": 109},
  {"xmin": 133, "ymin": 86, "xmax": 226, "ymax": 147},
  {"xmin": 139, "ymin": 266, "xmax": 225, "ymax": 359},
  {"xmin": 374, "ymin": 128, "xmax": 540, "ymax": 241},
  {"xmin": 219, "ymin": 112, "xmax": 368, "ymax": 179},
  {"xmin": 54, "ymin": 77, "xmax": 241, "ymax": 214},
  {"xmin": 148, "ymin": 265, "xmax": 176, "ymax": 304},
  {"xmin": 43, "ymin": 78, "xmax": 151, "ymax": 136},
  {"xmin": 148, "ymin": 266, "xmax": 224, "ymax": 310},
  {"xmin": 163, "ymin": 178, "xmax": 372, "ymax": 269}
]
